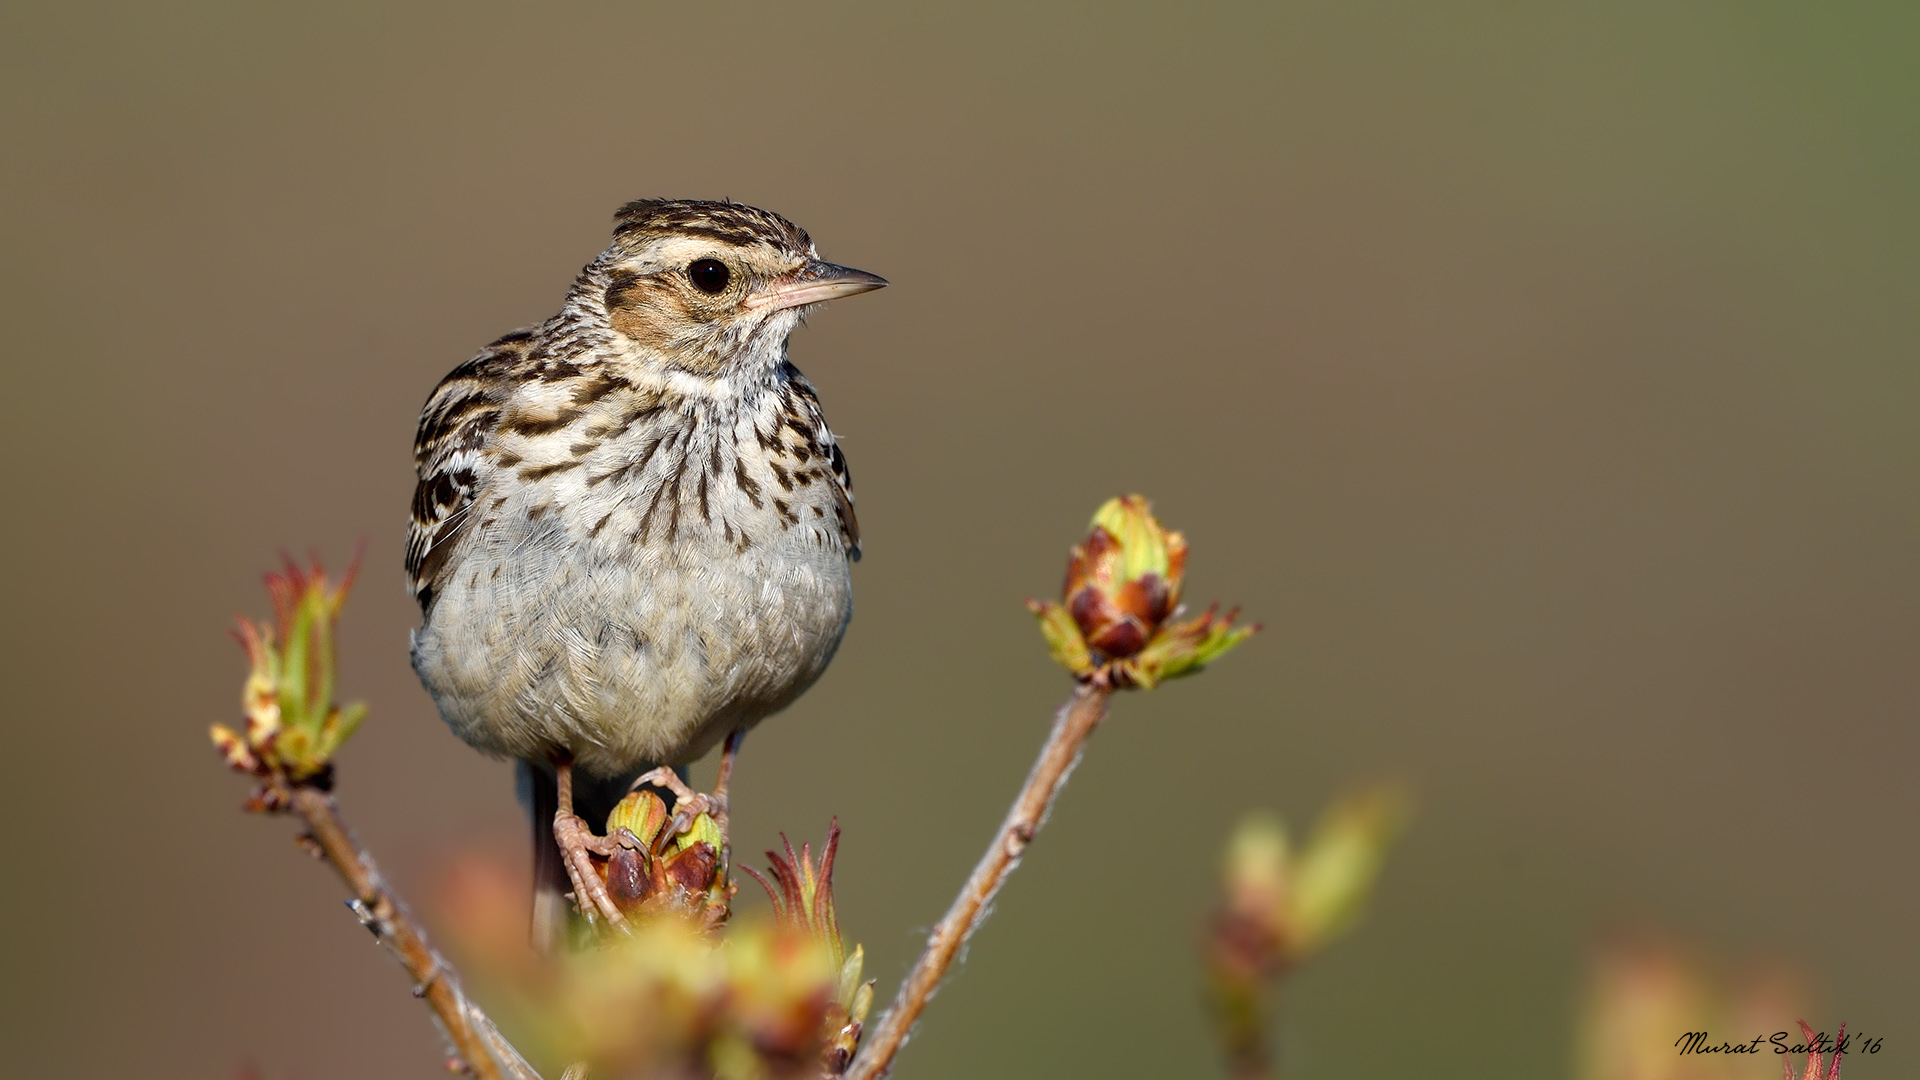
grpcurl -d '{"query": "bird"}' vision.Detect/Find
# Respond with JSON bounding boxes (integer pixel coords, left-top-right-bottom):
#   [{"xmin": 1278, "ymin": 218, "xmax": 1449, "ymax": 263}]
[{"xmin": 405, "ymin": 198, "xmax": 885, "ymax": 947}]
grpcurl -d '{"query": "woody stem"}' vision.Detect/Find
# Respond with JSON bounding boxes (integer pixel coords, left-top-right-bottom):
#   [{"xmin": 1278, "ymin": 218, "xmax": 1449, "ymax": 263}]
[
  {"xmin": 286, "ymin": 783, "xmax": 542, "ymax": 1080},
  {"xmin": 847, "ymin": 676, "xmax": 1115, "ymax": 1079}
]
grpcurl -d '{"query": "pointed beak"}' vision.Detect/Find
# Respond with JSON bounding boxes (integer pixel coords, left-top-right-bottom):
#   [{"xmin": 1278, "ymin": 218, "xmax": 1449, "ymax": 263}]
[{"xmin": 743, "ymin": 260, "xmax": 889, "ymax": 312}]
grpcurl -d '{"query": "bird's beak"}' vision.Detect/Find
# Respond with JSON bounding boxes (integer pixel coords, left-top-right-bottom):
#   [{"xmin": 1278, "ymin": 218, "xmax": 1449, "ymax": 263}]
[{"xmin": 743, "ymin": 260, "xmax": 889, "ymax": 312}]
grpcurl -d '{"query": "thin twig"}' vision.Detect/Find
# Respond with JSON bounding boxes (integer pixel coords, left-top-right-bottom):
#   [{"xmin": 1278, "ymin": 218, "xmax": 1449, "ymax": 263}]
[
  {"xmin": 1206, "ymin": 906, "xmax": 1285, "ymax": 1080},
  {"xmin": 1227, "ymin": 1041, "xmax": 1277, "ymax": 1080},
  {"xmin": 285, "ymin": 784, "xmax": 542, "ymax": 1080},
  {"xmin": 1209, "ymin": 966, "xmax": 1280, "ymax": 1080},
  {"xmin": 847, "ymin": 676, "xmax": 1116, "ymax": 1080}
]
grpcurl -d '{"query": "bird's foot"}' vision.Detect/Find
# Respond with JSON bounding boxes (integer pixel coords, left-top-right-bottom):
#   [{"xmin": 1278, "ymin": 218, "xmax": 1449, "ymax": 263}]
[
  {"xmin": 630, "ymin": 766, "xmax": 729, "ymax": 846},
  {"xmin": 554, "ymin": 809, "xmax": 629, "ymax": 932}
]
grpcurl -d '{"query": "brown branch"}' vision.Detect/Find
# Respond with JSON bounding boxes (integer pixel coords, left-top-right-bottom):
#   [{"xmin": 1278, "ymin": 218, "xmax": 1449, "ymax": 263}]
[
  {"xmin": 285, "ymin": 784, "xmax": 542, "ymax": 1080},
  {"xmin": 847, "ymin": 676, "xmax": 1116, "ymax": 1080},
  {"xmin": 1205, "ymin": 900, "xmax": 1289, "ymax": 1080}
]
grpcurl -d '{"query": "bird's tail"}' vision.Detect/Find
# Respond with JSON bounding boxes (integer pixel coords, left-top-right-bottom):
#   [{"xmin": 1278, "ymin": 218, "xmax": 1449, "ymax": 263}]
[{"xmin": 523, "ymin": 761, "xmax": 570, "ymax": 953}]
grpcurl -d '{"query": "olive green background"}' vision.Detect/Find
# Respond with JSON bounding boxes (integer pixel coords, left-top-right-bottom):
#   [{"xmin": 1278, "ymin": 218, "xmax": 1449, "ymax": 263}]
[{"xmin": 2, "ymin": 4, "xmax": 1914, "ymax": 1077}]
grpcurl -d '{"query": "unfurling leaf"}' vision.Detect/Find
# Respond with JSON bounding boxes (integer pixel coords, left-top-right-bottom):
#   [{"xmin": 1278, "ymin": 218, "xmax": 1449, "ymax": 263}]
[{"xmin": 209, "ymin": 553, "xmax": 366, "ymax": 789}]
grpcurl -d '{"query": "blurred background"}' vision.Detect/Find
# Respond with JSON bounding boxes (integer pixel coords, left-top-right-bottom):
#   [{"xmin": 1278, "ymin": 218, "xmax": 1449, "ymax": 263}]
[{"xmin": 2, "ymin": 3, "xmax": 1914, "ymax": 1077}]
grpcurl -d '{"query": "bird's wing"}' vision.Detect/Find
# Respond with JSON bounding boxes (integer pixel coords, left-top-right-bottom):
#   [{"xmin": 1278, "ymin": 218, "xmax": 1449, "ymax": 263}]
[
  {"xmin": 823, "ymin": 426, "xmax": 860, "ymax": 560},
  {"xmin": 406, "ymin": 329, "xmax": 532, "ymax": 609},
  {"xmin": 784, "ymin": 366, "xmax": 860, "ymax": 560}
]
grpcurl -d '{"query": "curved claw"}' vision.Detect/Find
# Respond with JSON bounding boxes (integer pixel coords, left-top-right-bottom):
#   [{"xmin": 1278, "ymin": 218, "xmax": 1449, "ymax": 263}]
[
  {"xmin": 630, "ymin": 766, "xmax": 730, "ymax": 849},
  {"xmin": 554, "ymin": 810, "xmax": 628, "ymax": 932},
  {"xmin": 630, "ymin": 766, "xmax": 700, "ymax": 804}
]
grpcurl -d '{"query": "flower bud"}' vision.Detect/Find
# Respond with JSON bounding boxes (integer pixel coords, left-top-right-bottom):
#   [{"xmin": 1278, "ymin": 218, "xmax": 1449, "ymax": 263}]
[
  {"xmin": 542, "ymin": 917, "xmax": 839, "ymax": 1080},
  {"xmin": 1213, "ymin": 787, "xmax": 1409, "ymax": 969},
  {"xmin": 597, "ymin": 790, "xmax": 731, "ymax": 924},
  {"xmin": 604, "ymin": 790, "xmax": 672, "ymax": 915},
  {"xmin": 744, "ymin": 821, "xmax": 874, "ymax": 1073},
  {"xmin": 835, "ymin": 944, "xmax": 868, "ymax": 1016},
  {"xmin": 1064, "ymin": 496, "xmax": 1187, "ymax": 658},
  {"xmin": 660, "ymin": 831, "xmax": 722, "ymax": 902},
  {"xmin": 606, "ymin": 790, "xmax": 671, "ymax": 846},
  {"xmin": 1030, "ymin": 496, "xmax": 1255, "ymax": 686},
  {"xmin": 823, "ymin": 964, "xmax": 875, "ymax": 1075},
  {"xmin": 1222, "ymin": 812, "xmax": 1291, "ymax": 933},
  {"xmin": 1206, "ymin": 789, "xmax": 1408, "ymax": 1075}
]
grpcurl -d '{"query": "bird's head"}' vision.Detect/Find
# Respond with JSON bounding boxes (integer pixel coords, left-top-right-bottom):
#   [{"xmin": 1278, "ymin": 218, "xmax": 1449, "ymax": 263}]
[{"xmin": 589, "ymin": 198, "xmax": 886, "ymax": 385}]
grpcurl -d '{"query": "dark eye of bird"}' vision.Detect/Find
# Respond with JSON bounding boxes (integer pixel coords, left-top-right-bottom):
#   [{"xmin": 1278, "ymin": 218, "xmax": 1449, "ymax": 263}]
[{"xmin": 688, "ymin": 258, "xmax": 731, "ymax": 294}]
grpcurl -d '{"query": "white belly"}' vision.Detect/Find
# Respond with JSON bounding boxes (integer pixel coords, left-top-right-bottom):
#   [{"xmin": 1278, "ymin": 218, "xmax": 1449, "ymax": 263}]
[{"xmin": 412, "ymin": 511, "xmax": 852, "ymax": 776}]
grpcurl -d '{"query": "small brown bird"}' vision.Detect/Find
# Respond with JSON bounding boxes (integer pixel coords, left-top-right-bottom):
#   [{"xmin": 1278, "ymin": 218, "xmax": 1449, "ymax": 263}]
[{"xmin": 405, "ymin": 199, "xmax": 885, "ymax": 946}]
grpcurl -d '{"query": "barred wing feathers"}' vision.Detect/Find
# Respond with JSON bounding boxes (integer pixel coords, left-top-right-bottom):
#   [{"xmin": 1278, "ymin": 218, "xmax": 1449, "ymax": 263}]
[{"xmin": 405, "ymin": 330, "xmax": 529, "ymax": 609}]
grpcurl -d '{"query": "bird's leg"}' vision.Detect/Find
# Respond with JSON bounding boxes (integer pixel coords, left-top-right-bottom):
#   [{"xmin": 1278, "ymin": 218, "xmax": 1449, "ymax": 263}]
[
  {"xmin": 712, "ymin": 728, "xmax": 743, "ymax": 810},
  {"xmin": 708, "ymin": 727, "xmax": 743, "ymax": 836},
  {"xmin": 552, "ymin": 756, "xmax": 628, "ymax": 931}
]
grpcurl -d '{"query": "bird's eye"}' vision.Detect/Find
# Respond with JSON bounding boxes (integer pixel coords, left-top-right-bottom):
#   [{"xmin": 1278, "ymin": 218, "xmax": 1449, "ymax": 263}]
[{"xmin": 687, "ymin": 258, "xmax": 732, "ymax": 294}]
